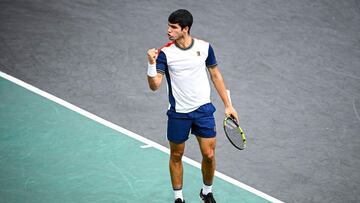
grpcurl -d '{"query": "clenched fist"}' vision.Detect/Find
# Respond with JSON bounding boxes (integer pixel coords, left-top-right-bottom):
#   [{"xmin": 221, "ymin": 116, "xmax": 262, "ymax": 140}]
[{"xmin": 147, "ymin": 48, "xmax": 158, "ymax": 64}]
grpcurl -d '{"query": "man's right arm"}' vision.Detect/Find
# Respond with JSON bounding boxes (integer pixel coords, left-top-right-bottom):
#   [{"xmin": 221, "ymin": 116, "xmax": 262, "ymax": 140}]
[
  {"xmin": 147, "ymin": 74, "xmax": 163, "ymax": 91},
  {"xmin": 147, "ymin": 48, "xmax": 163, "ymax": 91}
]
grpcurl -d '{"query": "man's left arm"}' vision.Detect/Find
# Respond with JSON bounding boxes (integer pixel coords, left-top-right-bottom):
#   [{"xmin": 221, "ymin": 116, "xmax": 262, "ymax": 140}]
[{"xmin": 208, "ymin": 66, "xmax": 239, "ymax": 121}]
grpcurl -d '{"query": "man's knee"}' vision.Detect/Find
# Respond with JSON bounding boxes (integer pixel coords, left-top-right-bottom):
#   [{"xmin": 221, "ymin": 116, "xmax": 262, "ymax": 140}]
[
  {"xmin": 202, "ymin": 149, "xmax": 215, "ymax": 163},
  {"xmin": 170, "ymin": 150, "xmax": 184, "ymax": 162},
  {"xmin": 169, "ymin": 141, "xmax": 185, "ymax": 162}
]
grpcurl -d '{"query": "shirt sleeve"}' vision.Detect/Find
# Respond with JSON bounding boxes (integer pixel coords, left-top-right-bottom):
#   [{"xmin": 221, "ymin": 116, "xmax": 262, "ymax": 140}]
[
  {"xmin": 156, "ymin": 51, "xmax": 167, "ymax": 74},
  {"xmin": 206, "ymin": 44, "xmax": 217, "ymax": 68}
]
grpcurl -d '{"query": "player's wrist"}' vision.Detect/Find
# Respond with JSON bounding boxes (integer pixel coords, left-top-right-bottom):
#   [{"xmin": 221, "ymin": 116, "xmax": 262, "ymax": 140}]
[{"xmin": 147, "ymin": 62, "xmax": 157, "ymax": 77}]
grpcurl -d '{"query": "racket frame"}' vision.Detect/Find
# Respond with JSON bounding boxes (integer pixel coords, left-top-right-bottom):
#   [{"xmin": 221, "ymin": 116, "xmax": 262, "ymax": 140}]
[{"xmin": 223, "ymin": 116, "xmax": 247, "ymax": 150}]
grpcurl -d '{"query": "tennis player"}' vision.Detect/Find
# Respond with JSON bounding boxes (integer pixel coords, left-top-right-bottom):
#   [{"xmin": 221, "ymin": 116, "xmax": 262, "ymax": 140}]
[{"xmin": 146, "ymin": 9, "xmax": 238, "ymax": 203}]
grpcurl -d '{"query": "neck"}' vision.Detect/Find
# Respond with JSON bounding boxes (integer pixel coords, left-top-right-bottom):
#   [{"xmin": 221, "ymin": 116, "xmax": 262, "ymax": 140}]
[{"xmin": 175, "ymin": 34, "xmax": 192, "ymax": 49}]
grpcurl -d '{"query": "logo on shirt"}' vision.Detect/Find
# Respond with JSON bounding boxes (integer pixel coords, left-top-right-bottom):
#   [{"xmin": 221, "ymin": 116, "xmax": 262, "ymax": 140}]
[{"xmin": 196, "ymin": 51, "xmax": 201, "ymax": 56}]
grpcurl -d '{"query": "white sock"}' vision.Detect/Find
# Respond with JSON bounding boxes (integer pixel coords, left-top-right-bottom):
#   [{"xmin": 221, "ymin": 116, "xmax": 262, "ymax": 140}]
[
  {"xmin": 202, "ymin": 183, "xmax": 213, "ymax": 195},
  {"xmin": 174, "ymin": 188, "xmax": 183, "ymax": 201}
]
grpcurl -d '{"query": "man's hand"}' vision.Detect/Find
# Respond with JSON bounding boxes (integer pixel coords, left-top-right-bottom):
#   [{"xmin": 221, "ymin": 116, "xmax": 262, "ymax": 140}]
[
  {"xmin": 147, "ymin": 48, "xmax": 158, "ymax": 64},
  {"xmin": 146, "ymin": 48, "xmax": 163, "ymax": 91},
  {"xmin": 225, "ymin": 106, "xmax": 239, "ymax": 123}
]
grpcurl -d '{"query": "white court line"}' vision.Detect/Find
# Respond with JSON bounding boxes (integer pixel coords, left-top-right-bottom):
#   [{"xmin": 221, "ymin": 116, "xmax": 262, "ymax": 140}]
[{"xmin": 0, "ymin": 70, "xmax": 284, "ymax": 203}]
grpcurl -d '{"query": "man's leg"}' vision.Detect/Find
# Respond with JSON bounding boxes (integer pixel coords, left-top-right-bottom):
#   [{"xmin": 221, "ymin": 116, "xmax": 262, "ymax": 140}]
[
  {"xmin": 167, "ymin": 114, "xmax": 192, "ymax": 202},
  {"xmin": 196, "ymin": 136, "xmax": 217, "ymax": 202},
  {"xmin": 196, "ymin": 137, "xmax": 216, "ymax": 186},
  {"xmin": 169, "ymin": 141, "xmax": 186, "ymax": 200}
]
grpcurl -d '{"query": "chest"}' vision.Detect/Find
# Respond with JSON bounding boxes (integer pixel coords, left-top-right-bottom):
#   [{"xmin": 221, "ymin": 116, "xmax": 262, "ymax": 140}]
[{"xmin": 166, "ymin": 48, "xmax": 208, "ymax": 73}]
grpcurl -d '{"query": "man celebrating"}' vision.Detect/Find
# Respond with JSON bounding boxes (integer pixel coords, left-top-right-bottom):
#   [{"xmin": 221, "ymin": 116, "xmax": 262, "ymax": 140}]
[{"xmin": 146, "ymin": 9, "xmax": 238, "ymax": 203}]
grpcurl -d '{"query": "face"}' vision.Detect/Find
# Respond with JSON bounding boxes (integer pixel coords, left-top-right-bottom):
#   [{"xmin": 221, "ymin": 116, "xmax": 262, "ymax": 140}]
[{"xmin": 167, "ymin": 23, "xmax": 188, "ymax": 41}]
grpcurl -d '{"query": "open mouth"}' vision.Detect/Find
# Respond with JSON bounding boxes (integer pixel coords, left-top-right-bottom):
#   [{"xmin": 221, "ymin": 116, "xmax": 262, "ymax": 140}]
[{"xmin": 168, "ymin": 34, "xmax": 174, "ymax": 39}]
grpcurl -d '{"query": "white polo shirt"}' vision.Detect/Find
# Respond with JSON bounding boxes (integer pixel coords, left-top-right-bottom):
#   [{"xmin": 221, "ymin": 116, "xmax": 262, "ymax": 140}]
[{"xmin": 156, "ymin": 38, "xmax": 217, "ymax": 113}]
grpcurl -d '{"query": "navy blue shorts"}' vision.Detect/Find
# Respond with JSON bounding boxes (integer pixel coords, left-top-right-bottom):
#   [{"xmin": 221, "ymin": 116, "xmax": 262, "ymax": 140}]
[{"xmin": 167, "ymin": 103, "xmax": 216, "ymax": 144}]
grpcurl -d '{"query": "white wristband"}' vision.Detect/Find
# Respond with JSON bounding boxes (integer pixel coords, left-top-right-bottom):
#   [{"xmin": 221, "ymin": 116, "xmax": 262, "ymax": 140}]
[{"xmin": 147, "ymin": 63, "xmax": 157, "ymax": 77}]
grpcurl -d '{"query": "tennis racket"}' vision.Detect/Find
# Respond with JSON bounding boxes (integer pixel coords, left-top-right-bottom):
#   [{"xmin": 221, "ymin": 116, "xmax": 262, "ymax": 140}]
[{"xmin": 223, "ymin": 90, "xmax": 247, "ymax": 150}]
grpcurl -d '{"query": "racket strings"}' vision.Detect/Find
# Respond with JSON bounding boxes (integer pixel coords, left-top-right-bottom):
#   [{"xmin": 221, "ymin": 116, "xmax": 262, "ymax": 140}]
[
  {"xmin": 227, "ymin": 121, "xmax": 238, "ymax": 129},
  {"xmin": 224, "ymin": 119, "xmax": 246, "ymax": 149}
]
